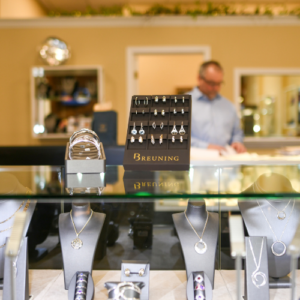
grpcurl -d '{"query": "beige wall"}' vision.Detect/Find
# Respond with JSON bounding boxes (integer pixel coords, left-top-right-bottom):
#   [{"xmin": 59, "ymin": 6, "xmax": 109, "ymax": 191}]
[
  {"xmin": 0, "ymin": 23, "xmax": 300, "ymax": 145},
  {"xmin": 0, "ymin": 0, "xmax": 46, "ymax": 18},
  {"xmin": 138, "ymin": 54, "xmax": 203, "ymax": 95}
]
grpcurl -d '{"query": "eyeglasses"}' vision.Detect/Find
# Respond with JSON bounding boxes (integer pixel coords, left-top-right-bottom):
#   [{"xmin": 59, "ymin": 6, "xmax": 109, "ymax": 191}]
[{"xmin": 201, "ymin": 76, "xmax": 224, "ymax": 87}]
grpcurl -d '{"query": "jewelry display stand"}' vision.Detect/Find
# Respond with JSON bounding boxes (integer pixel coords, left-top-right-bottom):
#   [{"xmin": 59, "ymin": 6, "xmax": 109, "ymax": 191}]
[
  {"xmin": 104, "ymin": 282, "xmax": 145, "ymax": 299},
  {"xmin": 120, "ymin": 260, "xmax": 150, "ymax": 300},
  {"xmin": 0, "ymin": 173, "xmax": 36, "ymax": 294},
  {"xmin": 123, "ymin": 95, "xmax": 192, "ymax": 171},
  {"xmin": 59, "ymin": 202, "xmax": 106, "ymax": 289},
  {"xmin": 239, "ymin": 173, "xmax": 299, "ymax": 288},
  {"xmin": 244, "ymin": 237, "xmax": 269, "ymax": 300},
  {"xmin": 186, "ymin": 271, "xmax": 212, "ymax": 300},
  {"xmin": 65, "ymin": 142, "xmax": 106, "ymax": 174},
  {"xmin": 3, "ymin": 237, "xmax": 30, "ymax": 300},
  {"xmin": 172, "ymin": 200, "xmax": 219, "ymax": 288},
  {"xmin": 68, "ymin": 272, "xmax": 94, "ymax": 300}
]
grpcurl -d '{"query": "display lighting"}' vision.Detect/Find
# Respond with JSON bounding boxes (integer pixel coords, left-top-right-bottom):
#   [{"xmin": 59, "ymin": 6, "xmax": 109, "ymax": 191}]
[{"xmin": 253, "ymin": 125, "xmax": 261, "ymax": 133}]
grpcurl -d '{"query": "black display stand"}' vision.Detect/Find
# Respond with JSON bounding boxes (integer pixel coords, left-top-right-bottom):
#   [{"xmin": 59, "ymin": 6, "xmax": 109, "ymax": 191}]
[
  {"xmin": 68, "ymin": 272, "xmax": 94, "ymax": 300},
  {"xmin": 120, "ymin": 260, "xmax": 150, "ymax": 300},
  {"xmin": 172, "ymin": 200, "xmax": 219, "ymax": 288},
  {"xmin": 239, "ymin": 173, "xmax": 299, "ymax": 287},
  {"xmin": 59, "ymin": 202, "xmax": 106, "ymax": 289},
  {"xmin": 3, "ymin": 237, "xmax": 29, "ymax": 300},
  {"xmin": 123, "ymin": 95, "xmax": 192, "ymax": 171},
  {"xmin": 186, "ymin": 271, "xmax": 212, "ymax": 300},
  {"xmin": 244, "ymin": 237, "xmax": 269, "ymax": 300}
]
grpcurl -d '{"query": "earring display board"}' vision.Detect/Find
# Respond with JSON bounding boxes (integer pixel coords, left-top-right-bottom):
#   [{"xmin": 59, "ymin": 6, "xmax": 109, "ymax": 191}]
[
  {"xmin": 123, "ymin": 95, "xmax": 192, "ymax": 171},
  {"xmin": 120, "ymin": 260, "xmax": 150, "ymax": 300},
  {"xmin": 244, "ymin": 237, "xmax": 269, "ymax": 300}
]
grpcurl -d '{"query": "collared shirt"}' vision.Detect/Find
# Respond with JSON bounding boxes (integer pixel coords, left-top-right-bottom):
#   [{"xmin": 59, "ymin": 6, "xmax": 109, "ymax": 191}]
[{"xmin": 187, "ymin": 87, "xmax": 244, "ymax": 148}]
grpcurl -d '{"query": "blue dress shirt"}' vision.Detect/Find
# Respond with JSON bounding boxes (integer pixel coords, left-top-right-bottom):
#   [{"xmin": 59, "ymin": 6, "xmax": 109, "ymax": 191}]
[{"xmin": 187, "ymin": 87, "xmax": 244, "ymax": 148}]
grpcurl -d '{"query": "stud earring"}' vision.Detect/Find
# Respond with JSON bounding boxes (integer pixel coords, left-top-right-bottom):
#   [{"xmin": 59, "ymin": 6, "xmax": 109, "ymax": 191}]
[
  {"xmin": 161, "ymin": 110, "xmax": 165, "ymax": 116},
  {"xmin": 173, "ymin": 108, "xmax": 177, "ymax": 115},
  {"xmin": 181, "ymin": 108, "xmax": 184, "ymax": 114},
  {"xmin": 171, "ymin": 122, "xmax": 178, "ymax": 135},
  {"xmin": 130, "ymin": 136, "xmax": 135, "ymax": 143},
  {"xmin": 155, "ymin": 96, "xmax": 158, "ymax": 102},
  {"xmin": 182, "ymin": 96, "xmax": 185, "ymax": 104},
  {"xmin": 139, "ymin": 123, "xmax": 145, "ymax": 135},
  {"xmin": 174, "ymin": 96, "xmax": 177, "ymax": 104},
  {"xmin": 125, "ymin": 269, "xmax": 131, "ymax": 277},
  {"xmin": 179, "ymin": 122, "xmax": 186, "ymax": 135},
  {"xmin": 159, "ymin": 134, "xmax": 163, "ymax": 144},
  {"xmin": 162, "ymin": 96, "xmax": 166, "ymax": 103},
  {"xmin": 152, "ymin": 122, "xmax": 156, "ymax": 129},
  {"xmin": 172, "ymin": 136, "xmax": 175, "ymax": 143},
  {"xmin": 139, "ymin": 136, "xmax": 143, "ymax": 143},
  {"xmin": 160, "ymin": 122, "xmax": 164, "ymax": 130},
  {"xmin": 151, "ymin": 134, "xmax": 155, "ymax": 145},
  {"xmin": 180, "ymin": 136, "xmax": 183, "ymax": 143},
  {"xmin": 131, "ymin": 122, "xmax": 137, "ymax": 135},
  {"xmin": 154, "ymin": 109, "xmax": 158, "ymax": 116},
  {"xmin": 139, "ymin": 269, "xmax": 145, "ymax": 277}
]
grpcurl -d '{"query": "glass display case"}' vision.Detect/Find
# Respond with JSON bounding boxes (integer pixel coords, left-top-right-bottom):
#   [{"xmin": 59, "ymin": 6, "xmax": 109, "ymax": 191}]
[
  {"xmin": 0, "ymin": 164, "xmax": 300, "ymax": 300},
  {"xmin": 31, "ymin": 66, "xmax": 103, "ymax": 139}
]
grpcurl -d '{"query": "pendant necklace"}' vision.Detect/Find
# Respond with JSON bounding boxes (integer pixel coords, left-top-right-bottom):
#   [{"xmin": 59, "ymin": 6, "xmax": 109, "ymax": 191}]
[
  {"xmin": 184, "ymin": 209, "xmax": 209, "ymax": 254},
  {"xmin": 248, "ymin": 238, "xmax": 266, "ymax": 288},
  {"xmin": 70, "ymin": 209, "xmax": 93, "ymax": 250},
  {"xmin": 254, "ymin": 180, "xmax": 290, "ymax": 220},
  {"xmin": 257, "ymin": 200, "xmax": 295, "ymax": 256}
]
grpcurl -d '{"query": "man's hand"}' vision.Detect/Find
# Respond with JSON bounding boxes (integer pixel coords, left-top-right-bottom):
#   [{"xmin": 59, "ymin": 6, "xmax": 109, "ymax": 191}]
[
  {"xmin": 231, "ymin": 142, "xmax": 247, "ymax": 154},
  {"xmin": 207, "ymin": 144, "xmax": 225, "ymax": 154}
]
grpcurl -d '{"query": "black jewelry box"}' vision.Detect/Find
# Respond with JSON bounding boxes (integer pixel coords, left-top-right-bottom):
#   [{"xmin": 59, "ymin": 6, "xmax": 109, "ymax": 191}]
[{"xmin": 123, "ymin": 95, "xmax": 192, "ymax": 171}]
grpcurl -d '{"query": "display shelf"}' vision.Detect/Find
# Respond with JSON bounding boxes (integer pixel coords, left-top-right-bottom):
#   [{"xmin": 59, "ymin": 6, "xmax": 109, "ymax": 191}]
[{"xmin": 31, "ymin": 65, "xmax": 103, "ymax": 139}]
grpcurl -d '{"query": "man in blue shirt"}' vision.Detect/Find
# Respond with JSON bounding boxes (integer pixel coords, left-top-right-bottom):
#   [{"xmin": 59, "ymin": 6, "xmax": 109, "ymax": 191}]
[{"xmin": 187, "ymin": 61, "xmax": 246, "ymax": 153}]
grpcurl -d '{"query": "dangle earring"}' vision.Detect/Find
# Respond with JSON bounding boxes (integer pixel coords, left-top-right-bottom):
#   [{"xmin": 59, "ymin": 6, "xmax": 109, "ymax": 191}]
[
  {"xmin": 131, "ymin": 122, "xmax": 137, "ymax": 135},
  {"xmin": 172, "ymin": 136, "xmax": 175, "ymax": 143},
  {"xmin": 173, "ymin": 108, "xmax": 177, "ymax": 115},
  {"xmin": 179, "ymin": 122, "xmax": 186, "ymax": 135},
  {"xmin": 154, "ymin": 109, "xmax": 158, "ymax": 116},
  {"xmin": 139, "ymin": 136, "xmax": 143, "ymax": 143},
  {"xmin": 151, "ymin": 134, "xmax": 155, "ymax": 145},
  {"xmin": 162, "ymin": 96, "xmax": 166, "ymax": 103},
  {"xmin": 160, "ymin": 122, "xmax": 164, "ymax": 130},
  {"xmin": 159, "ymin": 134, "xmax": 163, "ymax": 144},
  {"xmin": 155, "ymin": 96, "xmax": 159, "ymax": 103},
  {"xmin": 130, "ymin": 136, "xmax": 135, "ymax": 143},
  {"xmin": 152, "ymin": 122, "xmax": 156, "ymax": 129},
  {"xmin": 161, "ymin": 110, "xmax": 165, "ymax": 116},
  {"xmin": 174, "ymin": 96, "xmax": 177, "ymax": 104},
  {"xmin": 139, "ymin": 123, "xmax": 145, "ymax": 135}
]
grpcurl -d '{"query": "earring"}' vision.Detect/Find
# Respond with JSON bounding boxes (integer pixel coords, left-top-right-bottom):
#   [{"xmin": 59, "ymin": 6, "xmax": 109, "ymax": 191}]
[
  {"xmin": 135, "ymin": 110, "xmax": 138, "ymax": 115},
  {"xmin": 172, "ymin": 136, "xmax": 175, "ymax": 143},
  {"xmin": 162, "ymin": 96, "xmax": 166, "ymax": 103},
  {"xmin": 182, "ymin": 96, "xmax": 185, "ymax": 104},
  {"xmin": 142, "ymin": 110, "xmax": 145, "ymax": 115},
  {"xmin": 171, "ymin": 122, "xmax": 178, "ymax": 135},
  {"xmin": 160, "ymin": 122, "xmax": 164, "ymax": 130},
  {"xmin": 174, "ymin": 96, "xmax": 177, "ymax": 104},
  {"xmin": 181, "ymin": 108, "xmax": 184, "ymax": 114},
  {"xmin": 173, "ymin": 108, "xmax": 177, "ymax": 115},
  {"xmin": 151, "ymin": 134, "xmax": 155, "ymax": 145},
  {"xmin": 161, "ymin": 110, "xmax": 165, "ymax": 116},
  {"xmin": 180, "ymin": 136, "xmax": 183, "ymax": 143},
  {"xmin": 138, "ymin": 100, "xmax": 140, "ymax": 106},
  {"xmin": 139, "ymin": 268, "xmax": 145, "ymax": 277},
  {"xmin": 159, "ymin": 134, "xmax": 163, "ymax": 144},
  {"xmin": 179, "ymin": 122, "xmax": 186, "ymax": 135},
  {"xmin": 125, "ymin": 269, "xmax": 131, "ymax": 277},
  {"xmin": 131, "ymin": 122, "xmax": 137, "ymax": 135},
  {"xmin": 145, "ymin": 97, "xmax": 149, "ymax": 106},
  {"xmin": 152, "ymin": 122, "xmax": 156, "ymax": 129},
  {"xmin": 154, "ymin": 109, "xmax": 158, "ymax": 116},
  {"xmin": 130, "ymin": 136, "xmax": 135, "ymax": 143},
  {"xmin": 135, "ymin": 97, "xmax": 138, "ymax": 106},
  {"xmin": 139, "ymin": 136, "xmax": 143, "ymax": 143},
  {"xmin": 139, "ymin": 123, "xmax": 145, "ymax": 135},
  {"xmin": 155, "ymin": 96, "xmax": 158, "ymax": 102}
]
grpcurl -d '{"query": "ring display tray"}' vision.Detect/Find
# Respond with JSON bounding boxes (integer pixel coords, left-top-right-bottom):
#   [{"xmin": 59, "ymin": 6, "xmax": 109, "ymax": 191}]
[
  {"xmin": 123, "ymin": 95, "xmax": 192, "ymax": 171},
  {"xmin": 65, "ymin": 142, "xmax": 106, "ymax": 174}
]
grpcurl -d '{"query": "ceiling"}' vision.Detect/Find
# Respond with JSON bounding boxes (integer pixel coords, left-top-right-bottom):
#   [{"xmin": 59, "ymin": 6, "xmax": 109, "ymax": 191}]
[{"xmin": 37, "ymin": 0, "xmax": 300, "ymax": 12}]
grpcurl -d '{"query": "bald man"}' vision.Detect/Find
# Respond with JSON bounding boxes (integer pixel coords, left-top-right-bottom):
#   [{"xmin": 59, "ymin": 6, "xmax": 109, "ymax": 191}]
[{"xmin": 187, "ymin": 61, "xmax": 246, "ymax": 154}]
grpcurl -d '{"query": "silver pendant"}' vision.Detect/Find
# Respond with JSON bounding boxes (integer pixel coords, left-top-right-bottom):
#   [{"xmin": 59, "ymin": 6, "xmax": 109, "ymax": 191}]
[
  {"xmin": 71, "ymin": 237, "xmax": 83, "ymax": 250},
  {"xmin": 277, "ymin": 211, "xmax": 286, "ymax": 220},
  {"xmin": 251, "ymin": 271, "xmax": 267, "ymax": 288},
  {"xmin": 195, "ymin": 239, "xmax": 207, "ymax": 254},
  {"xmin": 271, "ymin": 240, "xmax": 286, "ymax": 256}
]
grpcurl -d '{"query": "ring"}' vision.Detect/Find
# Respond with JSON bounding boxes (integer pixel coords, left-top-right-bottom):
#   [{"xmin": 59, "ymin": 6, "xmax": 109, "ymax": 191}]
[
  {"xmin": 76, "ymin": 278, "xmax": 87, "ymax": 283},
  {"xmin": 76, "ymin": 289, "xmax": 86, "ymax": 295},
  {"xmin": 77, "ymin": 272, "xmax": 87, "ymax": 278},
  {"xmin": 75, "ymin": 296, "xmax": 85, "ymax": 300},
  {"xmin": 194, "ymin": 274, "xmax": 204, "ymax": 283},
  {"xmin": 125, "ymin": 268, "xmax": 131, "ymax": 277},
  {"xmin": 76, "ymin": 283, "xmax": 87, "ymax": 289},
  {"xmin": 139, "ymin": 268, "xmax": 145, "ymax": 277}
]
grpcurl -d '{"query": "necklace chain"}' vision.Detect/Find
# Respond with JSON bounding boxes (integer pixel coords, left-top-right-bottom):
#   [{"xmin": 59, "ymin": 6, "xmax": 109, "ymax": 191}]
[
  {"xmin": 70, "ymin": 209, "xmax": 93, "ymax": 237},
  {"xmin": 249, "ymin": 238, "xmax": 264, "ymax": 271},
  {"xmin": 0, "ymin": 201, "xmax": 25, "ymax": 224},
  {"xmin": 184, "ymin": 210, "xmax": 209, "ymax": 241},
  {"xmin": 257, "ymin": 200, "xmax": 295, "ymax": 241}
]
